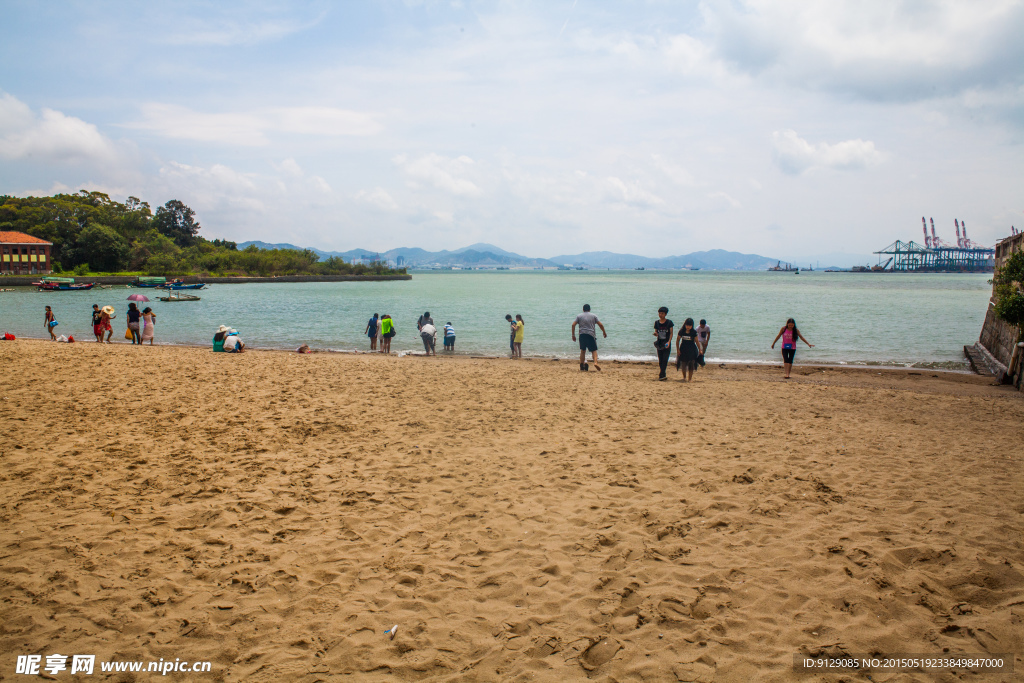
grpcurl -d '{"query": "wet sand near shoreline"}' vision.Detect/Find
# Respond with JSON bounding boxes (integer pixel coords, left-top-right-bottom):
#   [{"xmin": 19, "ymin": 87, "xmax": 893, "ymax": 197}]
[{"xmin": 1, "ymin": 340, "xmax": 1022, "ymax": 682}]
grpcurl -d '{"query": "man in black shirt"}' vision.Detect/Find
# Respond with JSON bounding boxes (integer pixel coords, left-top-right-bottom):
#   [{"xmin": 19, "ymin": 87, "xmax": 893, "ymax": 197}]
[{"xmin": 653, "ymin": 307, "xmax": 674, "ymax": 381}]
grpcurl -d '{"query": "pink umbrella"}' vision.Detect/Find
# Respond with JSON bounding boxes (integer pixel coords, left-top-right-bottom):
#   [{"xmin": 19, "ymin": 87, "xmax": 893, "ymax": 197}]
[{"xmin": 127, "ymin": 294, "xmax": 150, "ymax": 302}]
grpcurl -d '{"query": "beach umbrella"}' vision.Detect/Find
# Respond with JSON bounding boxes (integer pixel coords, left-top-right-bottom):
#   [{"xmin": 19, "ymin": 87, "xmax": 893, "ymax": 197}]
[{"xmin": 127, "ymin": 294, "xmax": 150, "ymax": 302}]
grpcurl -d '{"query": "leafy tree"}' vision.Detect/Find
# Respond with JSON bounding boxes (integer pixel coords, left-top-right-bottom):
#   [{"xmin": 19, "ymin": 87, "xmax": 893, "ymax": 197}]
[
  {"xmin": 74, "ymin": 223, "xmax": 131, "ymax": 272},
  {"xmin": 153, "ymin": 199, "xmax": 201, "ymax": 247},
  {"xmin": 993, "ymin": 251, "xmax": 1024, "ymax": 327}
]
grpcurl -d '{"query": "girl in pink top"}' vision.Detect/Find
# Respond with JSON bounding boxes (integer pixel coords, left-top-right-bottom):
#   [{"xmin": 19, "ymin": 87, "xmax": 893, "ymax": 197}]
[{"xmin": 771, "ymin": 318, "xmax": 814, "ymax": 378}]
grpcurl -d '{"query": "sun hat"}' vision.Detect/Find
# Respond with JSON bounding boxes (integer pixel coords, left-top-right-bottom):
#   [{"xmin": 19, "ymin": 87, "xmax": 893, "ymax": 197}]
[
  {"xmin": 229, "ymin": 328, "xmax": 237, "ymax": 334},
  {"xmin": 102, "ymin": 306, "xmax": 114, "ymax": 315},
  {"xmin": 217, "ymin": 325, "xmax": 230, "ymax": 333}
]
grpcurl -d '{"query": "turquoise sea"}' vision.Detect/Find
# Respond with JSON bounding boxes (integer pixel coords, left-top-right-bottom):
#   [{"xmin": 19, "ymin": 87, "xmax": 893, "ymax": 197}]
[{"xmin": 0, "ymin": 271, "xmax": 993, "ymax": 369}]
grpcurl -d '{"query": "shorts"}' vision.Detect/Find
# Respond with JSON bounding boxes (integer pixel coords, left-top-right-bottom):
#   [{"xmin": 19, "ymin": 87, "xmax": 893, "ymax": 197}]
[
  {"xmin": 444, "ymin": 336, "xmax": 455, "ymax": 345},
  {"xmin": 782, "ymin": 347, "xmax": 795, "ymax": 364},
  {"xmin": 579, "ymin": 333, "xmax": 598, "ymax": 352},
  {"xmin": 93, "ymin": 324, "xmax": 103, "ymax": 336}
]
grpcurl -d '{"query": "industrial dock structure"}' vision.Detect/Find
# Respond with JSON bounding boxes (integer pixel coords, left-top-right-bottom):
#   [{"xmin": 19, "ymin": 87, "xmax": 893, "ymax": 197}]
[{"xmin": 874, "ymin": 217, "xmax": 994, "ymax": 272}]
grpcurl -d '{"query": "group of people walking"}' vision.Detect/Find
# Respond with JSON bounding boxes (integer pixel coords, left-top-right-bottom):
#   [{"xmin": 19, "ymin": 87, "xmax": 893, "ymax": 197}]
[
  {"xmin": 652, "ymin": 310, "xmax": 712, "ymax": 381},
  {"xmin": 358, "ymin": 304, "xmax": 812, "ymax": 378},
  {"xmin": 42, "ymin": 304, "xmax": 155, "ymax": 344}
]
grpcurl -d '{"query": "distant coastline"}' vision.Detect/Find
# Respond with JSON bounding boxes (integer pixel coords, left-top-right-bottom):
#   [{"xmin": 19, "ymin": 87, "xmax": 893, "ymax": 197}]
[{"xmin": 0, "ymin": 274, "xmax": 411, "ymax": 286}]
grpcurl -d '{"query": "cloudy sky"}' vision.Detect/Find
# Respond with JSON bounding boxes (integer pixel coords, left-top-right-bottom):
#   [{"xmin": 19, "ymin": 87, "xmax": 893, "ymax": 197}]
[{"xmin": 2, "ymin": 1, "xmax": 1022, "ymax": 262}]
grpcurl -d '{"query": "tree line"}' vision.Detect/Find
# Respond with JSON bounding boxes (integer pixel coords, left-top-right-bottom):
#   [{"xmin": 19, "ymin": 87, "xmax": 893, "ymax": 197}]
[{"xmin": 0, "ymin": 191, "xmax": 403, "ymax": 277}]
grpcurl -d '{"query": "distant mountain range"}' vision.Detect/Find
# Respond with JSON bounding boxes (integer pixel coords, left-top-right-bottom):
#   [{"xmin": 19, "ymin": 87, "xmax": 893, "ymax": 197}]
[{"xmin": 238, "ymin": 241, "xmax": 799, "ymax": 270}]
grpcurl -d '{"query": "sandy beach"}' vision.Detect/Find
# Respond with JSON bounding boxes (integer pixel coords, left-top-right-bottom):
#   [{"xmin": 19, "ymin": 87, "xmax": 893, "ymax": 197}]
[{"xmin": 1, "ymin": 340, "xmax": 1022, "ymax": 682}]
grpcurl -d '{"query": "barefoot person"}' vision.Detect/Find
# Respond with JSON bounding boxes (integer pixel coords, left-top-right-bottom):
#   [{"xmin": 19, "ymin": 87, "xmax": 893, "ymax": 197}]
[
  {"xmin": 571, "ymin": 304, "xmax": 606, "ymax": 371},
  {"xmin": 365, "ymin": 313, "xmax": 379, "ymax": 351},
  {"xmin": 91, "ymin": 304, "xmax": 103, "ymax": 342},
  {"xmin": 696, "ymin": 319, "xmax": 711, "ymax": 367},
  {"xmin": 505, "ymin": 314, "xmax": 516, "ymax": 357},
  {"xmin": 380, "ymin": 315, "xmax": 395, "ymax": 354},
  {"xmin": 513, "ymin": 314, "xmax": 524, "ymax": 358},
  {"xmin": 100, "ymin": 306, "xmax": 116, "ymax": 343},
  {"xmin": 126, "ymin": 303, "xmax": 142, "ymax": 344},
  {"xmin": 676, "ymin": 318, "xmax": 701, "ymax": 382},
  {"xmin": 443, "ymin": 322, "xmax": 456, "ymax": 352},
  {"xmin": 140, "ymin": 307, "xmax": 156, "ymax": 345},
  {"xmin": 420, "ymin": 321, "xmax": 437, "ymax": 356},
  {"xmin": 653, "ymin": 307, "xmax": 674, "ymax": 381},
  {"xmin": 771, "ymin": 318, "xmax": 814, "ymax": 378},
  {"xmin": 44, "ymin": 306, "xmax": 57, "ymax": 340}
]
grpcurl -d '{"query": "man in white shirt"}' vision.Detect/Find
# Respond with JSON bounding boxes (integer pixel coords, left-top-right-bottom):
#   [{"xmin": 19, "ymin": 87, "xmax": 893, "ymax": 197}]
[{"xmin": 419, "ymin": 322, "xmax": 436, "ymax": 356}]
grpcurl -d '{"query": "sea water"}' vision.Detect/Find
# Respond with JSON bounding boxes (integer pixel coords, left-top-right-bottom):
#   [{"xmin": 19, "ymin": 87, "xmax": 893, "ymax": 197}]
[{"xmin": 0, "ymin": 271, "xmax": 992, "ymax": 369}]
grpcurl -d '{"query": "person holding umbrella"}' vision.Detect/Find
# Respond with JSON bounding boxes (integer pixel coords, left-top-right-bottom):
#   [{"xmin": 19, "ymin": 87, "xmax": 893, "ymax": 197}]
[{"xmin": 126, "ymin": 294, "xmax": 149, "ymax": 345}]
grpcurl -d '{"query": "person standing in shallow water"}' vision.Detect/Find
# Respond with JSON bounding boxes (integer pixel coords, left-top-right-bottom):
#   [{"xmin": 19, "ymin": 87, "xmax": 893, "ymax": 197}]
[
  {"xmin": 771, "ymin": 317, "xmax": 813, "ymax": 378},
  {"xmin": 365, "ymin": 313, "xmax": 379, "ymax": 351},
  {"xmin": 675, "ymin": 318, "xmax": 701, "ymax": 382},
  {"xmin": 571, "ymin": 304, "xmax": 606, "ymax": 371},
  {"xmin": 653, "ymin": 307, "xmax": 674, "ymax": 381}
]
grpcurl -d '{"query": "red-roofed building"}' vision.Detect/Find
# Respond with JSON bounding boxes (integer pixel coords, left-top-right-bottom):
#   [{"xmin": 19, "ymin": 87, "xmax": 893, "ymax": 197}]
[{"xmin": 0, "ymin": 231, "xmax": 53, "ymax": 275}]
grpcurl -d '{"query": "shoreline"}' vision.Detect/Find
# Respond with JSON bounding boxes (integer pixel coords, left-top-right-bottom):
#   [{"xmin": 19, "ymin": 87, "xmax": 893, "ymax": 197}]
[
  {"xmin": 7, "ymin": 335, "xmax": 981, "ymax": 377},
  {"xmin": 0, "ymin": 274, "xmax": 410, "ymax": 286}
]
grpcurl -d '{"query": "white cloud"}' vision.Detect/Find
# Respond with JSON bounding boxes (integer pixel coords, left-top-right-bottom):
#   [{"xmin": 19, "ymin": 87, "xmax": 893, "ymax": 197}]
[
  {"xmin": 128, "ymin": 104, "xmax": 381, "ymax": 145},
  {"xmin": 0, "ymin": 92, "xmax": 121, "ymax": 163},
  {"xmin": 771, "ymin": 130, "xmax": 886, "ymax": 175},
  {"xmin": 702, "ymin": 0, "xmax": 1024, "ymax": 101},
  {"xmin": 394, "ymin": 153, "xmax": 481, "ymax": 196},
  {"xmin": 275, "ymin": 107, "xmax": 383, "ymax": 136},
  {"xmin": 160, "ymin": 11, "xmax": 326, "ymax": 47},
  {"xmin": 355, "ymin": 187, "xmax": 399, "ymax": 211},
  {"xmin": 606, "ymin": 176, "xmax": 664, "ymax": 208}
]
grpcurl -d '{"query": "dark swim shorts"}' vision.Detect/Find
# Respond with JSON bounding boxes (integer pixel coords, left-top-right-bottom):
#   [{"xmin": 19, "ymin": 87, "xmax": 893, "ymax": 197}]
[{"xmin": 579, "ymin": 333, "xmax": 598, "ymax": 352}]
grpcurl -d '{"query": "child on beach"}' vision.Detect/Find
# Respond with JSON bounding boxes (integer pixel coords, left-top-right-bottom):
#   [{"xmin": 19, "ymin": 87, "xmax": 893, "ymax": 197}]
[
  {"xmin": 676, "ymin": 318, "xmax": 701, "ymax": 382},
  {"xmin": 771, "ymin": 318, "xmax": 814, "ymax": 378},
  {"xmin": 44, "ymin": 306, "xmax": 57, "ymax": 340},
  {"xmin": 696, "ymin": 319, "xmax": 710, "ymax": 366},
  {"xmin": 443, "ymin": 322, "xmax": 455, "ymax": 351},
  {"xmin": 653, "ymin": 307, "xmax": 674, "ymax": 381},
  {"xmin": 91, "ymin": 304, "xmax": 103, "ymax": 342}
]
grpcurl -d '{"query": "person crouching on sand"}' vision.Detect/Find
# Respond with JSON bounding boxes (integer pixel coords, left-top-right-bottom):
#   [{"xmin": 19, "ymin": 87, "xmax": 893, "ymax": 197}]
[{"xmin": 771, "ymin": 318, "xmax": 813, "ymax": 378}]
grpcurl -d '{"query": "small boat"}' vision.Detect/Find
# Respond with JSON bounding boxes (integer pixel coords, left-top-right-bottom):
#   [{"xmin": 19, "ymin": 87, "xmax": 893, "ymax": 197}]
[
  {"xmin": 158, "ymin": 292, "xmax": 201, "ymax": 302},
  {"xmin": 136, "ymin": 276, "xmax": 167, "ymax": 288},
  {"xmin": 33, "ymin": 277, "xmax": 97, "ymax": 291},
  {"xmin": 158, "ymin": 282, "xmax": 206, "ymax": 290}
]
